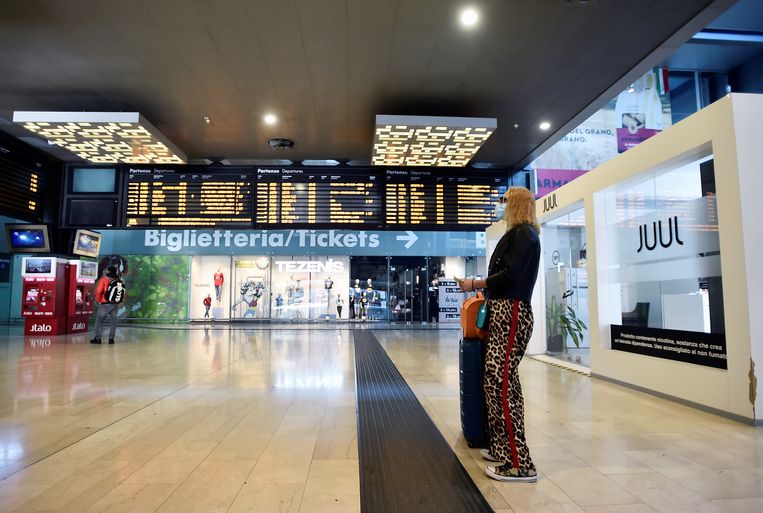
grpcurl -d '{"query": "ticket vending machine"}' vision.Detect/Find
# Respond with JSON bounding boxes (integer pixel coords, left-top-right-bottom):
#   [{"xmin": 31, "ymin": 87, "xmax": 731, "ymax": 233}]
[
  {"xmin": 21, "ymin": 257, "xmax": 69, "ymax": 335},
  {"xmin": 66, "ymin": 260, "xmax": 98, "ymax": 334}
]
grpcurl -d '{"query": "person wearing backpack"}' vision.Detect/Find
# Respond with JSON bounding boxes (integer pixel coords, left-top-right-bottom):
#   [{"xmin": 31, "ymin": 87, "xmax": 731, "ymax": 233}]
[{"xmin": 90, "ymin": 265, "xmax": 125, "ymax": 344}]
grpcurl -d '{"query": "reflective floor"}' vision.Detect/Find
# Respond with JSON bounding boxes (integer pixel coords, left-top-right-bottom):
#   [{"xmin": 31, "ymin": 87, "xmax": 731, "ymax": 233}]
[{"xmin": 0, "ymin": 326, "xmax": 761, "ymax": 513}]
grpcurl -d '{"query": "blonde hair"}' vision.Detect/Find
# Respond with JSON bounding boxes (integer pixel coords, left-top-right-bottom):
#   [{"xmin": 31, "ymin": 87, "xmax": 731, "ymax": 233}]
[{"xmin": 503, "ymin": 186, "xmax": 540, "ymax": 234}]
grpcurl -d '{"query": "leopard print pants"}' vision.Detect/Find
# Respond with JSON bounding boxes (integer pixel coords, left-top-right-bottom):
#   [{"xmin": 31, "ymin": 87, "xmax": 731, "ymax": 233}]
[{"xmin": 484, "ymin": 298, "xmax": 536, "ymax": 475}]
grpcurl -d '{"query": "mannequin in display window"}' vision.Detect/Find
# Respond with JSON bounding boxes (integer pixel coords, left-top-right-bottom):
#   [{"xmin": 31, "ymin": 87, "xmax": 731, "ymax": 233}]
[
  {"xmin": 429, "ymin": 278, "xmax": 440, "ymax": 323},
  {"xmin": 274, "ymin": 293, "xmax": 284, "ymax": 318},
  {"xmin": 353, "ymin": 278, "xmax": 362, "ymax": 319},
  {"xmin": 292, "ymin": 278, "xmax": 304, "ymax": 320},
  {"xmin": 324, "ymin": 275, "xmax": 334, "ymax": 313},
  {"xmin": 286, "ymin": 275, "xmax": 296, "ymax": 305},
  {"xmin": 365, "ymin": 278, "xmax": 376, "ymax": 320},
  {"xmin": 348, "ymin": 293, "xmax": 355, "ymax": 319},
  {"xmin": 214, "ymin": 268, "xmax": 224, "ymax": 303},
  {"xmin": 360, "ymin": 291, "xmax": 368, "ymax": 320},
  {"xmin": 336, "ymin": 295, "xmax": 343, "ymax": 318},
  {"xmin": 203, "ymin": 294, "xmax": 212, "ymax": 319}
]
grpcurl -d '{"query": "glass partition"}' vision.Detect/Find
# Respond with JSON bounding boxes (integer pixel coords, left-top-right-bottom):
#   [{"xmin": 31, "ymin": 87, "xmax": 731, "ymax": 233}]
[
  {"xmin": 542, "ymin": 206, "xmax": 590, "ymax": 366},
  {"xmin": 112, "ymin": 254, "xmax": 190, "ymax": 321},
  {"xmin": 231, "ymin": 257, "xmax": 271, "ymax": 319},
  {"xmin": 598, "ymin": 155, "xmax": 726, "ymax": 368}
]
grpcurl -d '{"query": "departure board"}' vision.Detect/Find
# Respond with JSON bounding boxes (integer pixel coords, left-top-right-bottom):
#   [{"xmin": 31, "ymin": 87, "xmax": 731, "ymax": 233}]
[
  {"xmin": 255, "ymin": 168, "xmax": 382, "ymax": 226},
  {"xmin": 0, "ymin": 154, "xmax": 44, "ymax": 222},
  {"xmin": 384, "ymin": 169, "xmax": 505, "ymax": 227},
  {"xmin": 125, "ymin": 167, "xmax": 252, "ymax": 227},
  {"xmin": 116, "ymin": 165, "xmax": 508, "ymax": 229}
]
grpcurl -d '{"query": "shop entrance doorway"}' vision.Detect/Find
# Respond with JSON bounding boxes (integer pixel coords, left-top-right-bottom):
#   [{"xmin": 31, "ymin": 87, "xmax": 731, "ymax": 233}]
[{"xmin": 389, "ymin": 257, "xmax": 428, "ymax": 323}]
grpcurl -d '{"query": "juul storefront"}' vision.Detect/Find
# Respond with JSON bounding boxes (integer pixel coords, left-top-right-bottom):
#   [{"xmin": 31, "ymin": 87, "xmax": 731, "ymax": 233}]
[{"xmin": 534, "ymin": 94, "xmax": 763, "ymax": 425}]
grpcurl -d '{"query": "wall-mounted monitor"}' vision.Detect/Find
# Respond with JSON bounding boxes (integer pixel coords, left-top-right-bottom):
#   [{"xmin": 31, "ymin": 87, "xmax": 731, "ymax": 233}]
[
  {"xmin": 71, "ymin": 167, "xmax": 117, "ymax": 193},
  {"xmin": 72, "ymin": 229, "xmax": 101, "ymax": 258},
  {"xmin": 21, "ymin": 256, "xmax": 56, "ymax": 277},
  {"xmin": 66, "ymin": 199, "xmax": 118, "ymax": 227},
  {"xmin": 5, "ymin": 224, "xmax": 51, "ymax": 253}
]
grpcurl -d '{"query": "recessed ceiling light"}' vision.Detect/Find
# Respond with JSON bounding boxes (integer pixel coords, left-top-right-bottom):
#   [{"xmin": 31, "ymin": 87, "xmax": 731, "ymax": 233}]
[
  {"xmin": 460, "ymin": 7, "xmax": 479, "ymax": 28},
  {"xmin": 203, "ymin": 116, "xmax": 211, "ymax": 124},
  {"xmin": 264, "ymin": 113, "xmax": 277, "ymax": 125},
  {"xmin": 539, "ymin": 121, "xmax": 551, "ymax": 130}
]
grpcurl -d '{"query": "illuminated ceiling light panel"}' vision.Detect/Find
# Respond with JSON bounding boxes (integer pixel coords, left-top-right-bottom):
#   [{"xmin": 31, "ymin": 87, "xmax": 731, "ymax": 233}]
[
  {"xmin": 12, "ymin": 111, "xmax": 186, "ymax": 164},
  {"xmin": 372, "ymin": 115, "xmax": 496, "ymax": 167}
]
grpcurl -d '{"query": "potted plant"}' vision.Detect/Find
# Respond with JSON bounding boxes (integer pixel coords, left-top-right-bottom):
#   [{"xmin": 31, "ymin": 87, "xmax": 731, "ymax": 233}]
[
  {"xmin": 559, "ymin": 305, "xmax": 587, "ymax": 350},
  {"xmin": 545, "ymin": 296, "xmax": 564, "ymax": 352}
]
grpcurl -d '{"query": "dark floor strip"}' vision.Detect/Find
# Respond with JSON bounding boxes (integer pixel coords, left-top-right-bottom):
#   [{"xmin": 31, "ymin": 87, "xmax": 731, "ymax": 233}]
[{"xmin": 354, "ymin": 331, "xmax": 493, "ymax": 513}]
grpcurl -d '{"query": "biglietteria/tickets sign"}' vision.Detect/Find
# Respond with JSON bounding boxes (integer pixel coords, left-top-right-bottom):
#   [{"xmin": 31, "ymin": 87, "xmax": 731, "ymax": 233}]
[
  {"xmin": 100, "ymin": 229, "xmax": 485, "ymax": 256},
  {"xmin": 144, "ymin": 229, "xmax": 381, "ymax": 252}
]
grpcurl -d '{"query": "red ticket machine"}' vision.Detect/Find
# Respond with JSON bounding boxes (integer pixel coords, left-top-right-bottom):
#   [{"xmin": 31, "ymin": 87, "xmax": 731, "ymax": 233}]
[
  {"xmin": 66, "ymin": 260, "xmax": 98, "ymax": 334},
  {"xmin": 21, "ymin": 257, "xmax": 69, "ymax": 335}
]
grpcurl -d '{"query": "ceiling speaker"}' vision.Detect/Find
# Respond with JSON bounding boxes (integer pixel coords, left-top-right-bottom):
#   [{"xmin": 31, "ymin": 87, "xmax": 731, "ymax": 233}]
[{"xmin": 267, "ymin": 137, "xmax": 296, "ymax": 150}]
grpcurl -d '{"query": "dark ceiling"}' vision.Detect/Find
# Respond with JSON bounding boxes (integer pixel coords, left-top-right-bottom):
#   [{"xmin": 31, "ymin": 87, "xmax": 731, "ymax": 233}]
[{"xmin": 0, "ymin": 0, "xmax": 737, "ymax": 168}]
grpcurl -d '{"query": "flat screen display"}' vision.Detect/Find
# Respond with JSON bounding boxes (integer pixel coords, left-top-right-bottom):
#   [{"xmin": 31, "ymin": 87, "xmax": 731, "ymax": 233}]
[
  {"xmin": 254, "ymin": 167, "xmax": 382, "ymax": 226},
  {"xmin": 72, "ymin": 167, "xmax": 117, "ymax": 193},
  {"xmin": 6, "ymin": 224, "xmax": 51, "ymax": 253},
  {"xmin": 24, "ymin": 257, "xmax": 53, "ymax": 275},
  {"xmin": 254, "ymin": 167, "xmax": 505, "ymax": 229},
  {"xmin": 72, "ymin": 229, "xmax": 101, "ymax": 258},
  {"xmin": 67, "ymin": 198, "xmax": 118, "ymax": 227},
  {"xmin": 77, "ymin": 260, "xmax": 98, "ymax": 279},
  {"xmin": 125, "ymin": 166, "xmax": 253, "ymax": 227}
]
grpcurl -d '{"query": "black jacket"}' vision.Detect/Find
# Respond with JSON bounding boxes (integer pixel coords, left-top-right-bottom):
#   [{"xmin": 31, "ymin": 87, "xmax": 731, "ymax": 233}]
[{"xmin": 485, "ymin": 223, "xmax": 540, "ymax": 303}]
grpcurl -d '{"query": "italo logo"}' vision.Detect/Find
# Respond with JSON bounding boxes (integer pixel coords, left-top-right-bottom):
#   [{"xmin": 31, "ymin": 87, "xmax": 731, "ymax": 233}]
[
  {"xmin": 542, "ymin": 193, "xmax": 558, "ymax": 213},
  {"xmin": 71, "ymin": 322, "xmax": 86, "ymax": 330},
  {"xmin": 637, "ymin": 216, "xmax": 684, "ymax": 253},
  {"xmin": 30, "ymin": 324, "xmax": 52, "ymax": 333},
  {"xmin": 275, "ymin": 259, "xmax": 345, "ymax": 273}
]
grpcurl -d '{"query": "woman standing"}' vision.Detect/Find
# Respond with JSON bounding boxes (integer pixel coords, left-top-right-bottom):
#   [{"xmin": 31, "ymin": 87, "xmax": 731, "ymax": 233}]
[{"xmin": 458, "ymin": 186, "xmax": 541, "ymax": 483}]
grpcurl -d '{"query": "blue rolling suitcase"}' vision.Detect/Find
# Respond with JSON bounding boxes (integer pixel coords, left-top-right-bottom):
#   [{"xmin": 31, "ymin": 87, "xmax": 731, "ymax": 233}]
[{"xmin": 459, "ymin": 337, "xmax": 489, "ymax": 448}]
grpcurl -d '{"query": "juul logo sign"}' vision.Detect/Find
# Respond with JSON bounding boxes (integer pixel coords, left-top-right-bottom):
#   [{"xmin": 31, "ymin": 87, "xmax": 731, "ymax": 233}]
[
  {"xmin": 542, "ymin": 193, "xmax": 558, "ymax": 213},
  {"xmin": 30, "ymin": 324, "xmax": 52, "ymax": 333},
  {"xmin": 637, "ymin": 216, "xmax": 684, "ymax": 253}
]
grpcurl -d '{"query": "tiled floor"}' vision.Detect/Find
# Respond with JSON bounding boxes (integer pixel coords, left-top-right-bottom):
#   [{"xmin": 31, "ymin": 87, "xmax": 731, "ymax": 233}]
[{"xmin": 0, "ymin": 325, "xmax": 761, "ymax": 513}]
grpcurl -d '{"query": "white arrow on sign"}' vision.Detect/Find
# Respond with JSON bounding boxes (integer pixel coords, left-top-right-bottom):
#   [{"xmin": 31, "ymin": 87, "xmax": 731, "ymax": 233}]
[{"xmin": 396, "ymin": 231, "xmax": 418, "ymax": 249}]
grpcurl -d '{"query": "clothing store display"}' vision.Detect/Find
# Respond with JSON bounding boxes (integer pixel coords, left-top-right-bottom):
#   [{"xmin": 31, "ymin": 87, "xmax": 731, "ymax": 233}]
[{"xmin": 214, "ymin": 270, "xmax": 224, "ymax": 302}]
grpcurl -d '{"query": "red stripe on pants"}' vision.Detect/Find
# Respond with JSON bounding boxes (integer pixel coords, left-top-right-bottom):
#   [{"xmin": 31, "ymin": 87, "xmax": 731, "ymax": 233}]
[{"xmin": 501, "ymin": 300, "xmax": 521, "ymax": 469}]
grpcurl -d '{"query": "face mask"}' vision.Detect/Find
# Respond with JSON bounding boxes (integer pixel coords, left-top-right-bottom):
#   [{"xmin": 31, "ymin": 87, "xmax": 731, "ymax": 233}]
[{"xmin": 494, "ymin": 203, "xmax": 506, "ymax": 221}]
